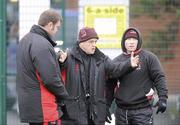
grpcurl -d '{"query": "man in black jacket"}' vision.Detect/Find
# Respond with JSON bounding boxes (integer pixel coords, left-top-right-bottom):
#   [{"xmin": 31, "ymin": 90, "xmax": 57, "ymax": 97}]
[
  {"xmin": 16, "ymin": 9, "xmax": 68, "ymax": 125},
  {"xmin": 106, "ymin": 27, "xmax": 168, "ymax": 125},
  {"xmin": 58, "ymin": 27, "xmax": 139, "ymax": 125}
]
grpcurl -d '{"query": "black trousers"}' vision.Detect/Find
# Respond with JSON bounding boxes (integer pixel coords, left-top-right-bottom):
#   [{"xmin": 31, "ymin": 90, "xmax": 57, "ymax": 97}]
[
  {"xmin": 115, "ymin": 106, "xmax": 153, "ymax": 125},
  {"xmin": 61, "ymin": 119, "xmax": 104, "ymax": 125},
  {"xmin": 61, "ymin": 119, "xmax": 95, "ymax": 125},
  {"xmin": 29, "ymin": 120, "xmax": 59, "ymax": 125}
]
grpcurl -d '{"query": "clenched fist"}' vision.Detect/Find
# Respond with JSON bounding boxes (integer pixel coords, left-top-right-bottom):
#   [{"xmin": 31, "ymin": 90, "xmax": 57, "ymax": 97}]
[{"xmin": 58, "ymin": 49, "xmax": 68, "ymax": 63}]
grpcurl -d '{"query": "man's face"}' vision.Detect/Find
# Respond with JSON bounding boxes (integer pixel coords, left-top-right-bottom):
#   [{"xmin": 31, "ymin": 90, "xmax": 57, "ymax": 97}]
[
  {"xmin": 79, "ymin": 38, "xmax": 97, "ymax": 54},
  {"xmin": 125, "ymin": 38, "xmax": 138, "ymax": 53},
  {"xmin": 48, "ymin": 20, "xmax": 61, "ymax": 36}
]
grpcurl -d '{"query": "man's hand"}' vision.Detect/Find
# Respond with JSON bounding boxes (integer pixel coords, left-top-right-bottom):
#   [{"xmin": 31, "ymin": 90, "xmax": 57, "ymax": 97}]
[
  {"xmin": 59, "ymin": 49, "xmax": 68, "ymax": 63},
  {"xmin": 130, "ymin": 52, "xmax": 139, "ymax": 68},
  {"xmin": 155, "ymin": 99, "xmax": 167, "ymax": 114},
  {"xmin": 105, "ymin": 107, "xmax": 112, "ymax": 123},
  {"xmin": 59, "ymin": 104, "xmax": 70, "ymax": 120}
]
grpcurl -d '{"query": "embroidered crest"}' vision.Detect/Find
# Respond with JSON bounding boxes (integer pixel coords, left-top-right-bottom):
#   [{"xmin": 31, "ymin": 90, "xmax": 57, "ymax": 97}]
[{"xmin": 80, "ymin": 29, "xmax": 87, "ymax": 38}]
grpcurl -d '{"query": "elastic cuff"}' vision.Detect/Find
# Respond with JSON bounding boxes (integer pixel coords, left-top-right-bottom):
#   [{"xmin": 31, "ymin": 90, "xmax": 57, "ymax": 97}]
[{"xmin": 159, "ymin": 98, "xmax": 167, "ymax": 103}]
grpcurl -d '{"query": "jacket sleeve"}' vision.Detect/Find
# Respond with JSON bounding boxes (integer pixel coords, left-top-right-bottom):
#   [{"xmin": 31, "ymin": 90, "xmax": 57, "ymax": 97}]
[
  {"xmin": 148, "ymin": 53, "xmax": 168, "ymax": 99},
  {"xmin": 105, "ymin": 57, "xmax": 134, "ymax": 78},
  {"xmin": 105, "ymin": 78, "xmax": 117, "ymax": 107},
  {"xmin": 33, "ymin": 48, "xmax": 68, "ymax": 99}
]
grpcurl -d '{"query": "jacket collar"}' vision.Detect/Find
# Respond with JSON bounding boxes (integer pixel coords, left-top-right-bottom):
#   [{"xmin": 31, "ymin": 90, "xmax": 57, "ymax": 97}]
[
  {"xmin": 71, "ymin": 44, "xmax": 106, "ymax": 64},
  {"xmin": 123, "ymin": 49, "xmax": 141, "ymax": 56},
  {"xmin": 30, "ymin": 25, "xmax": 57, "ymax": 47}
]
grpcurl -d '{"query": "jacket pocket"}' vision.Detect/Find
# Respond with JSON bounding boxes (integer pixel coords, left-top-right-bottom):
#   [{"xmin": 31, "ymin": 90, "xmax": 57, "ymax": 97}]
[
  {"xmin": 93, "ymin": 97, "xmax": 106, "ymax": 122},
  {"xmin": 64, "ymin": 99, "xmax": 79, "ymax": 120},
  {"xmin": 64, "ymin": 98, "xmax": 87, "ymax": 123}
]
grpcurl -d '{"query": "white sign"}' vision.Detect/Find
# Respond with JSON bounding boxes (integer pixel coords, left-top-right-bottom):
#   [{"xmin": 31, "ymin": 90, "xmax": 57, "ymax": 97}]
[{"xmin": 94, "ymin": 18, "xmax": 117, "ymax": 35}]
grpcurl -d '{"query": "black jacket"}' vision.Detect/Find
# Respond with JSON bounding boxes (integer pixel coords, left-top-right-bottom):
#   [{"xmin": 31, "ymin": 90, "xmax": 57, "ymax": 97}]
[
  {"xmin": 16, "ymin": 25, "xmax": 68, "ymax": 123},
  {"xmin": 60, "ymin": 45, "xmax": 133, "ymax": 124},
  {"xmin": 106, "ymin": 27, "xmax": 168, "ymax": 109}
]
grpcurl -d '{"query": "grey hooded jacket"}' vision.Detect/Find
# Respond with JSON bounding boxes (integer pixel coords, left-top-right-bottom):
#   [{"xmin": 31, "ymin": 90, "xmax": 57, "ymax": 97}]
[{"xmin": 106, "ymin": 27, "xmax": 168, "ymax": 109}]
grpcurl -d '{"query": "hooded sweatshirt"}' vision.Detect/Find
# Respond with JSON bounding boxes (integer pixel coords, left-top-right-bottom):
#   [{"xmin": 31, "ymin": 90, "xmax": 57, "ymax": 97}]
[{"xmin": 107, "ymin": 27, "xmax": 168, "ymax": 109}]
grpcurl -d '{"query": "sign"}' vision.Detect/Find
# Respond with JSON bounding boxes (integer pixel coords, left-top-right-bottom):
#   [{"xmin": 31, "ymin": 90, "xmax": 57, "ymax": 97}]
[{"xmin": 84, "ymin": 5, "xmax": 127, "ymax": 48}]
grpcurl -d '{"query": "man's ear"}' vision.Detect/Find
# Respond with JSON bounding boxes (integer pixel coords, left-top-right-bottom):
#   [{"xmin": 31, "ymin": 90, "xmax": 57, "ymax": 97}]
[{"xmin": 47, "ymin": 22, "xmax": 53, "ymax": 30}]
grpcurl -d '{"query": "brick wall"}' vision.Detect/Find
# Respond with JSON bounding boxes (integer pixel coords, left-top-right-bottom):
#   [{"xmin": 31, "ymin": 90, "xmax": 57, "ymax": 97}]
[{"xmin": 130, "ymin": 14, "xmax": 180, "ymax": 94}]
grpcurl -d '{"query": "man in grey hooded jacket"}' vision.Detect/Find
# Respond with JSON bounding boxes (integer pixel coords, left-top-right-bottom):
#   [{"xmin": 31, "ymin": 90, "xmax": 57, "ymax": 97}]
[{"xmin": 106, "ymin": 27, "xmax": 168, "ymax": 125}]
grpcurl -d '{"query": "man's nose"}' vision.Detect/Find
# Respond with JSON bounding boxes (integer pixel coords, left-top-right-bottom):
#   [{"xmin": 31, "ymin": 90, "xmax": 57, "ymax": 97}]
[
  {"xmin": 129, "ymin": 40, "xmax": 135, "ymax": 44},
  {"xmin": 92, "ymin": 42, "xmax": 96, "ymax": 46}
]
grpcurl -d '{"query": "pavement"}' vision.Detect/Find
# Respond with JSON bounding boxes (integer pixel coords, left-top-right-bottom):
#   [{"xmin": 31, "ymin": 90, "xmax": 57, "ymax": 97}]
[{"xmin": 7, "ymin": 111, "xmax": 28, "ymax": 125}]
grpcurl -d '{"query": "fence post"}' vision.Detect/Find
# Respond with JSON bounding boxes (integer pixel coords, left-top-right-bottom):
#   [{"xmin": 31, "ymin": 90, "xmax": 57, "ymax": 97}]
[
  {"xmin": 61, "ymin": 0, "xmax": 66, "ymax": 49},
  {"xmin": 0, "ymin": 0, "xmax": 7, "ymax": 124}
]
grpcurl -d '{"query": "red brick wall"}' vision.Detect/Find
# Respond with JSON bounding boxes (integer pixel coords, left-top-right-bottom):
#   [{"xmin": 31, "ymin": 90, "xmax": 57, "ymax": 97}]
[{"xmin": 130, "ymin": 16, "xmax": 180, "ymax": 94}]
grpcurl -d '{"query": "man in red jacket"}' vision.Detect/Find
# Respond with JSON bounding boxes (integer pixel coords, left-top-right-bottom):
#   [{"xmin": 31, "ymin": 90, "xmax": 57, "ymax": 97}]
[{"xmin": 16, "ymin": 9, "xmax": 68, "ymax": 125}]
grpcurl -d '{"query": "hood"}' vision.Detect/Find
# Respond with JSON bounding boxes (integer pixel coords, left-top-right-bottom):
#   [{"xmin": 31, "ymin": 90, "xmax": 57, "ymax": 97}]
[{"xmin": 121, "ymin": 27, "xmax": 142, "ymax": 53}]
